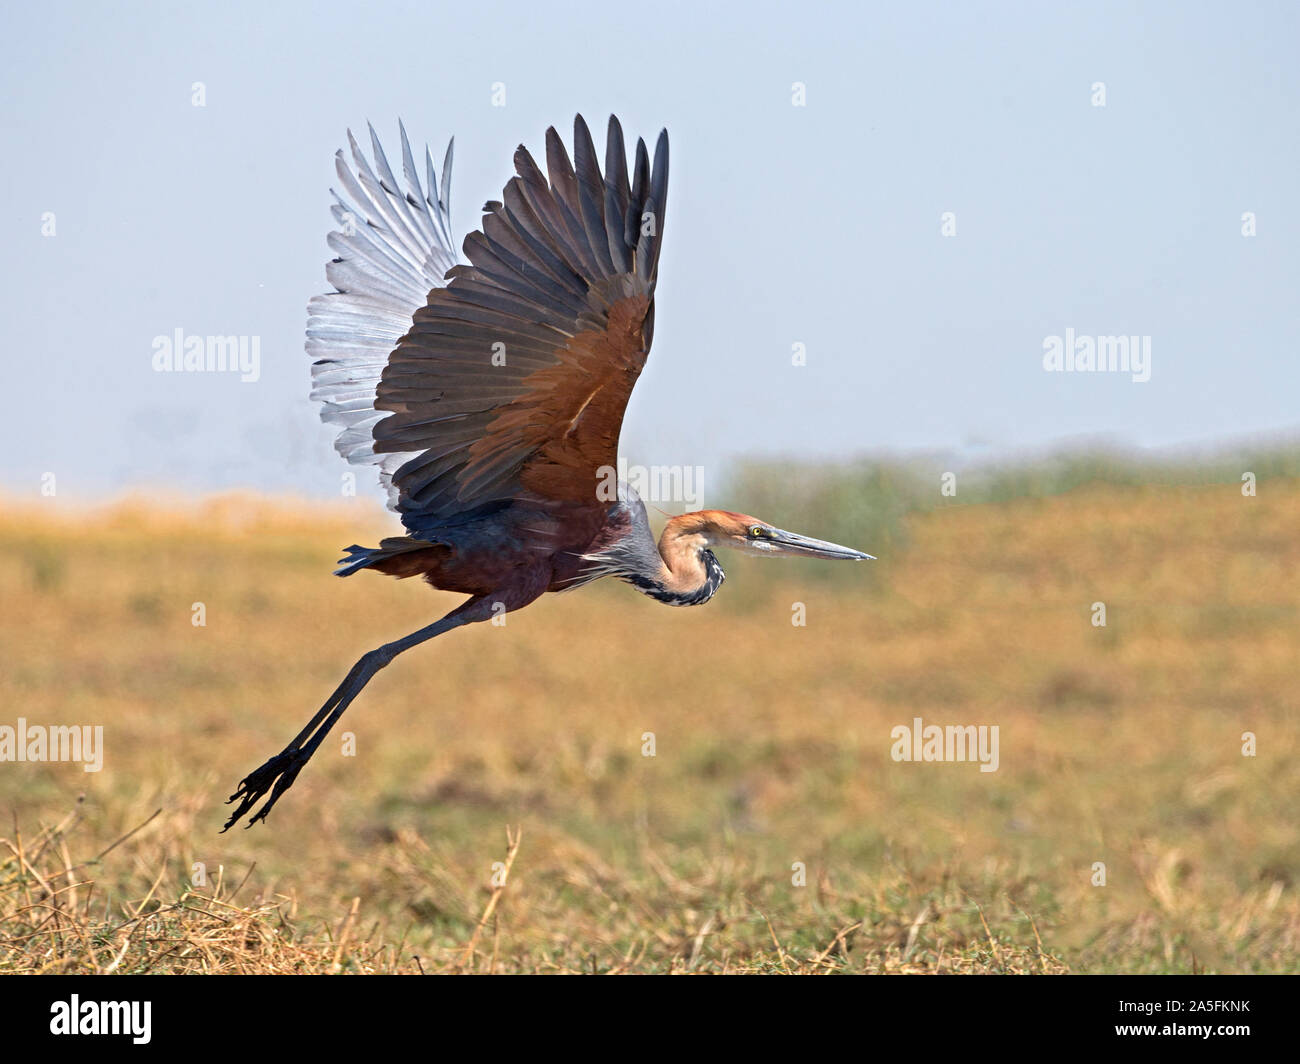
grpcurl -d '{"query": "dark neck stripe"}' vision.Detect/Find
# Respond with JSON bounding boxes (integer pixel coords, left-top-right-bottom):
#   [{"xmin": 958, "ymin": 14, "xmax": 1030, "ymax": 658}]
[{"xmin": 627, "ymin": 549, "xmax": 725, "ymax": 607}]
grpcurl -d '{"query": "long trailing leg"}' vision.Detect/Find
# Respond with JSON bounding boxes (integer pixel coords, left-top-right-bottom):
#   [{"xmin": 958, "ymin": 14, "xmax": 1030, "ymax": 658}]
[{"xmin": 223, "ymin": 595, "xmax": 493, "ymax": 831}]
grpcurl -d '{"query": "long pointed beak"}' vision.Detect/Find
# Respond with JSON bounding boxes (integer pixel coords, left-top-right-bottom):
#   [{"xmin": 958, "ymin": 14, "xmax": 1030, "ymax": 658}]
[{"xmin": 768, "ymin": 528, "xmax": 875, "ymax": 561}]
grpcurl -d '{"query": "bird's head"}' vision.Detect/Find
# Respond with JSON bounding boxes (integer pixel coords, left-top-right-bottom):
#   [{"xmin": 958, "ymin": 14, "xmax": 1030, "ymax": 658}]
[{"xmin": 663, "ymin": 510, "xmax": 874, "ymax": 562}]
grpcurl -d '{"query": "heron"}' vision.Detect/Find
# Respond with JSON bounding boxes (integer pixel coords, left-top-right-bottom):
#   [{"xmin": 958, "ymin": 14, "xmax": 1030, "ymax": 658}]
[{"xmin": 223, "ymin": 115, "xmax": 872, "ymax": 831}]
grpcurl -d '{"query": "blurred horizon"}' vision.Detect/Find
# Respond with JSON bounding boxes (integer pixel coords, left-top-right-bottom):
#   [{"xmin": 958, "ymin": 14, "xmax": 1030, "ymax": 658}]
[{"xmin": 9, "ymin": 428, "xmax": 1298, "ymax": 516}]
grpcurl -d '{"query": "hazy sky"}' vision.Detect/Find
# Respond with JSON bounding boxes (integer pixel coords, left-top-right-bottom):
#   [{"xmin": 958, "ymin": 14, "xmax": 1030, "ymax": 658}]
[{"xmin": 3, "ymin": 0, "xmax": 1297, "ymax": 503}]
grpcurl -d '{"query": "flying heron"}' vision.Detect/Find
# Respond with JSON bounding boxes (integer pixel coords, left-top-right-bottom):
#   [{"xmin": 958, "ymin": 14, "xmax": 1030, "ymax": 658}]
[{"xmin": 224, "ymin": 115, "xmax": 872, "ymax": 830}]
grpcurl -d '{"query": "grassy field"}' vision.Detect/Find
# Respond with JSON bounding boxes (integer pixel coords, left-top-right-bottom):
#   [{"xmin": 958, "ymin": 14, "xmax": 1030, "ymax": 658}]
[{"xmin": 0, "ymin": 475, "xmax": 1296, "ymax": 973}]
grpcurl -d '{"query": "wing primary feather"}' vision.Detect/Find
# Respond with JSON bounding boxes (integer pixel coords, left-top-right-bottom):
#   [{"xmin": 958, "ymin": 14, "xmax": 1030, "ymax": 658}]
[
  {"xmin": 544, "ymin": 126, "xmax": 603, "ymax": 279},
  {"xmin": 440, "ymin": 138, "xmax": 454, "ymax": 216},
  {"xmin": 572, "ymin": 115, "xmax": 618, "ymax": 276},
  {"xmin": 647, "ymin": 130, "xmax": 669, "ymax": 278},
  {"xmin": 512, "ymin": 145, "xmax": 595, "ymax": 283},
  {"xmin": 397, "ymin": 120, "xmax": 438, "ymax": 248},
  {"xmin": 627, "ymin": 138, "xmax": 650, "ymax": 256},
  {"xmin": 343, "ymin": 131, "xmax": 429, "ymax": 271},
  {"xmin": 603, "ymin": 116, "xmax": 632, "ymax": 272},
  {"xmin": 365, "ymin": 123, "xmax": 438, "ymax": 270}
]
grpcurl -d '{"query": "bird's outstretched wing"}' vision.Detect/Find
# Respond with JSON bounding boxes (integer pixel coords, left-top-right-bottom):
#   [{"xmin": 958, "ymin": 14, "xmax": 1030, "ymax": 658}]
[
  {"xmin": 307, "ymin": 114, "xmax": 668, "ymax": 535},
  {"xmin": 306, "ymin": 123, "xmax": 458, "ymax": 510}
]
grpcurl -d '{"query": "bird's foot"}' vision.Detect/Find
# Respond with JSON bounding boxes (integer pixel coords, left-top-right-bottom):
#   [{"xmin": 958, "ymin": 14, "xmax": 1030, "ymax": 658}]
[{"xmin": 222, "ymin": 748, "xmax": 308, "ymax": 831}]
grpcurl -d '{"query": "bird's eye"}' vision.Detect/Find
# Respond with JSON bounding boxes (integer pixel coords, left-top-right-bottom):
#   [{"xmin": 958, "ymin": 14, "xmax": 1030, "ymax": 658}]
[{"xmin": 750, "ymin": 525, "xmax": 766, "ymax": 538}]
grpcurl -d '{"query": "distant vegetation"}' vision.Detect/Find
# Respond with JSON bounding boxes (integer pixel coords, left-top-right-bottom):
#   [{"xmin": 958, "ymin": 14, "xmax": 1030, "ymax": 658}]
[{"xmin": 722, "ymin": 438, "xmax": 1300, "ymax": 580}]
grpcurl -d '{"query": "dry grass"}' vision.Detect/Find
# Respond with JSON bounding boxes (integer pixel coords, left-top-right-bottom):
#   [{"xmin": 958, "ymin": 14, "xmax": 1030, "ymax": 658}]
[{"xmin": 0, "ymin": 482, "xmax": 1296, "ymax": 973}]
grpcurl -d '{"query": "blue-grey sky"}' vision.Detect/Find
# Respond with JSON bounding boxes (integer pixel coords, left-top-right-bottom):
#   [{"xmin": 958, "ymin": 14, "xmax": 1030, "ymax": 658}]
[{"xmin": 3, "ymin": 0, "xmax": 1297, "ymax": 502}]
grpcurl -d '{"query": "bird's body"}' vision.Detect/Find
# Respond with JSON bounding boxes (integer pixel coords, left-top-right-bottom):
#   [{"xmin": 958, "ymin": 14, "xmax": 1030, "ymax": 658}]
[
  {"xmin": 224, "ymin": 115, "xmax": 870, "ymax": 830},
  {"xmin": 340, "ymin": 492, "xmax": 730, "ymax": 604}
]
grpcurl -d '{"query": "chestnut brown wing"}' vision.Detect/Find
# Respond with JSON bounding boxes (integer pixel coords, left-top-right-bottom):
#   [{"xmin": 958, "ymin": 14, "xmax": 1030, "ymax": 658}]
[{"xmin": 374, "ymin": 115, "xmax": 669, "ymax": 536}]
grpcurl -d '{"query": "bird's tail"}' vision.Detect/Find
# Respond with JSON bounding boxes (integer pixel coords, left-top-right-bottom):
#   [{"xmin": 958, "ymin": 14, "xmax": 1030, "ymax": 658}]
[
  {"xmin": 334, "ymin": 544, "xmax": 381, "ymax": 577},
  {"xmin": 334, "ymin": 536, "xmax": 445, "ymax": 578}
]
